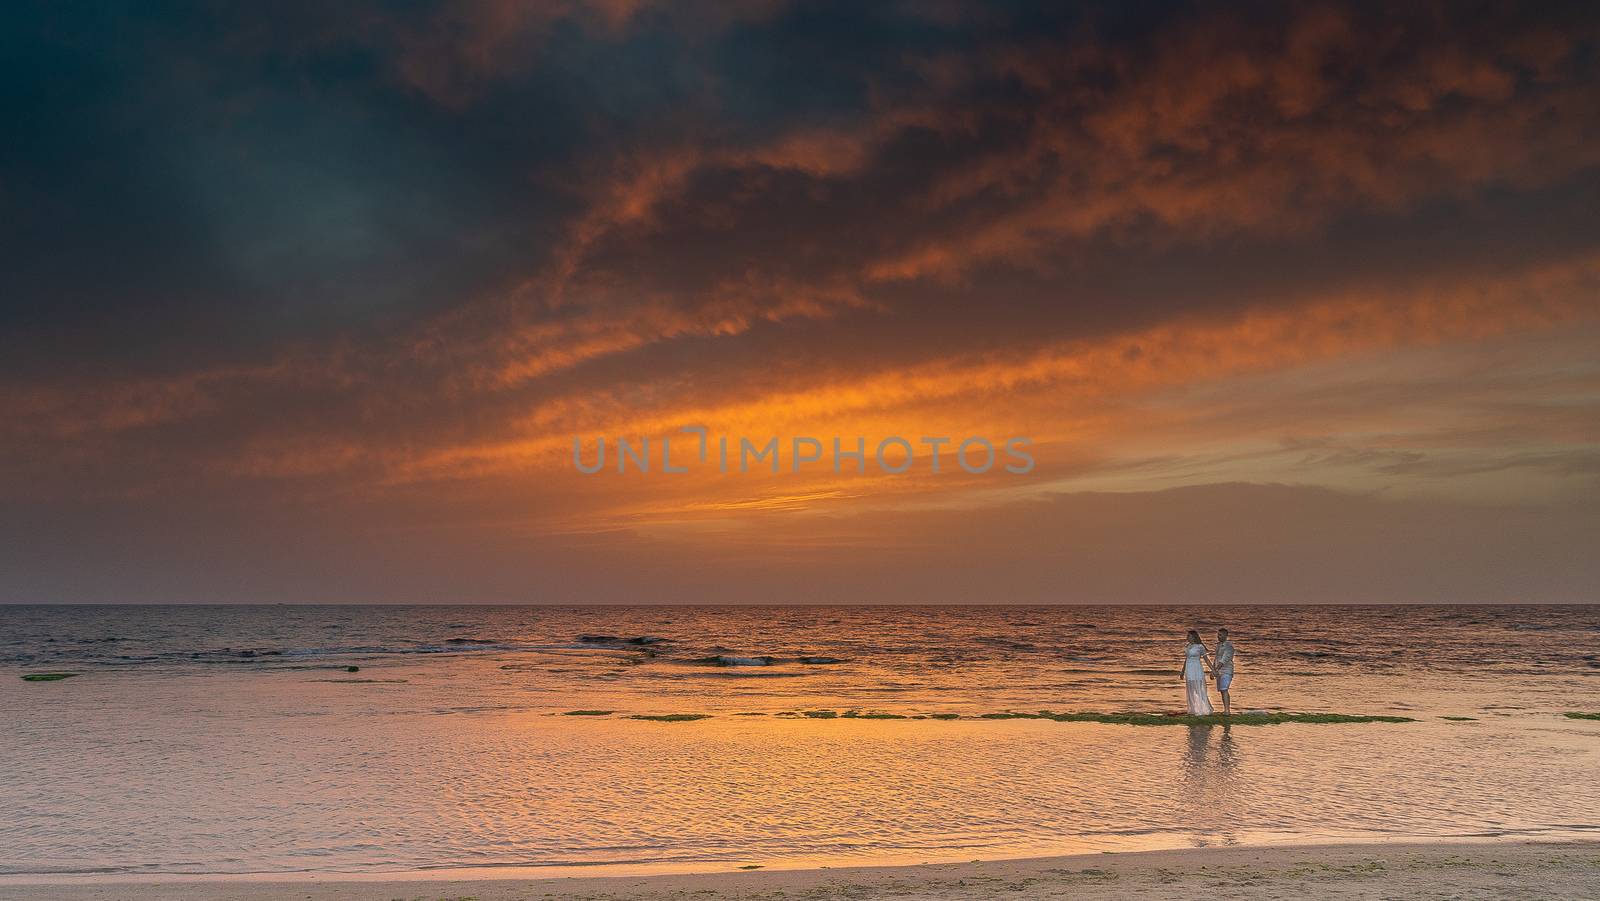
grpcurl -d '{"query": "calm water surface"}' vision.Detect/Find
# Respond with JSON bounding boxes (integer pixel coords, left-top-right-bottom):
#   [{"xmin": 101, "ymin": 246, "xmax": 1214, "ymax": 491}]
[{"xmin": 2, "ymin": 604, "xmax": 1598, "ymax": 877}]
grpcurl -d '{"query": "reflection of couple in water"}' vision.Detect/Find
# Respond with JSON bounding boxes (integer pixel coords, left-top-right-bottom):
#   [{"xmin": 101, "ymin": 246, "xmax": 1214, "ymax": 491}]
[{"xmin": 1181, "ymin": 629, "xmax": 1235, "ymax": 716}]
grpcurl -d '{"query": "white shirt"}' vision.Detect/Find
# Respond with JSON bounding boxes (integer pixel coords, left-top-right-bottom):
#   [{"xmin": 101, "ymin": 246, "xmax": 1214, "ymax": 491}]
[{"xmin": 1214, "ymin": 640, "xmax": 1235, "ymax": 674}]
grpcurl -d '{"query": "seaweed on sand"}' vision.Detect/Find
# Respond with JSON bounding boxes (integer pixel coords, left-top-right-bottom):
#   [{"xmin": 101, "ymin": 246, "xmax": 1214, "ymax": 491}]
[
  {"xmin": 21, "ymin": 673, "xmax": 79, "ymax": 681},
  {"xmin": 1565, "ymin": 712, "xmax": 1600, "ymax": 721},
  {"xmin": 628, "ymin": 713, "xmax": 712, "ymax": 722}
]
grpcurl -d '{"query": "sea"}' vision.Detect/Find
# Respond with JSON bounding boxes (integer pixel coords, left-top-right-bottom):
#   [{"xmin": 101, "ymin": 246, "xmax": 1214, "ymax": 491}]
[{"xmin": 2, "ymin": 604, "xmax": 1598, "ymax": 879}]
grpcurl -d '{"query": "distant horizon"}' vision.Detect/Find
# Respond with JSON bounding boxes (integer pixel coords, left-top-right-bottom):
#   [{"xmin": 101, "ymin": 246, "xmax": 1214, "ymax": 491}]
[{"xmin": 5, "ymin": 600, "xmax": 1596, "ymax": 607}]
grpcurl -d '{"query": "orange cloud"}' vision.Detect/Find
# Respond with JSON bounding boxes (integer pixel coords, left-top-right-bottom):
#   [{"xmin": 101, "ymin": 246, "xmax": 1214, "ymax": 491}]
[
  {"xmin": 866, "ymin": 11, "xmax": 1600, "ymax": 282},
  {"xmin": 399, "ymin": 253, "xmax": 1600, "ymax": 495}
]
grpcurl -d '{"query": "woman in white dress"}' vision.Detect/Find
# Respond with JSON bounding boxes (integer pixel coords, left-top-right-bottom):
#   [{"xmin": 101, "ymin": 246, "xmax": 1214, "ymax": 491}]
[{"xmin": 1182, "ymin": 630, "xmax": 1214, "ymax": 716}]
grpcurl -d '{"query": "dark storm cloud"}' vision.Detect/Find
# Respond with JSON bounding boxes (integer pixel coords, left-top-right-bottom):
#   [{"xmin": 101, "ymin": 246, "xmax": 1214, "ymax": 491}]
[
  {"xmin": 8, "ymin": 1, "xmax": 1597, "ymax": 373},
  {"xmin": 2, "ymin": 1, "xmax": 1599, "ymax": 601},
  {"xmin": 2, "ymin": 1, "xmax": 587, "ymax": 373}
]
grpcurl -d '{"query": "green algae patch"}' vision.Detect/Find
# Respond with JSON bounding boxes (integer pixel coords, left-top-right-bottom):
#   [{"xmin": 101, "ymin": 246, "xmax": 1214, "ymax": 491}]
[
  {"xmin": 589, "ymin": 709, "xmax": 1412, "ymax": 726},
  {"xmin": 21, "ymin": 672, "xmax": 79, "ymax": 682},
  {"xmin": 784, "ymin": 709, "xmax": 934, "ymax": 720},
  {"xmin": 1440, "ymin": 716, "xmax": 1478, "ymax": 721},
  {"xmin": 1565, "ymin": 712, "xmax": 1600, "ymax": 721},
  {"xmin": 987, "ymin": 710, "xmax": 1414, "ymax": 726}
]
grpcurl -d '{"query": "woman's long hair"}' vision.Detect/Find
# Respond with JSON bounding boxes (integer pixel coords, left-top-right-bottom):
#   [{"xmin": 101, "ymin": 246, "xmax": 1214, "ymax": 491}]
[{"xmin": 1186, "ymin": 630, "xmax": 1201, "ymax": 645}]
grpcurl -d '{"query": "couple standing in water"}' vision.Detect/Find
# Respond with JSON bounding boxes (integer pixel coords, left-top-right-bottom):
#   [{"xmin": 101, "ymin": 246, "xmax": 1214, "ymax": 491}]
[{"xmin": 1182, "ymin": 629, "xmax": 1235, "ymax": 716}]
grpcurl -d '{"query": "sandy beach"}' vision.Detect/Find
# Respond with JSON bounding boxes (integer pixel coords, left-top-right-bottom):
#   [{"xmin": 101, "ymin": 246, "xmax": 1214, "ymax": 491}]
[{"xmin": 4, "ymin": 841, "xmax": 1597, "ymax": 901}]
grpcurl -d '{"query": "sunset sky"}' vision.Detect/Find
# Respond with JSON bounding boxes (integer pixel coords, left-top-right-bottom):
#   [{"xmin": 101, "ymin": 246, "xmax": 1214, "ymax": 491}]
[{"xmin": 3, "ymin": 1, "xmax": 1598, "ymax": 603}]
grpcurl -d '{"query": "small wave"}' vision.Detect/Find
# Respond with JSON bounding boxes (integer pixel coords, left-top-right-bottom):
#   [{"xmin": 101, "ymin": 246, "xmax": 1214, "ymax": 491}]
[
  {"xmin": 577, "ymin": 635, "xmax": 669, "ymax": 646},
  {"xmin": 678, "ymin": 670, "xmax": 814, "ymax": 678},
  {"xmin": 974, "ymin": 637, "xmax": 1041, "ymax": 651}
]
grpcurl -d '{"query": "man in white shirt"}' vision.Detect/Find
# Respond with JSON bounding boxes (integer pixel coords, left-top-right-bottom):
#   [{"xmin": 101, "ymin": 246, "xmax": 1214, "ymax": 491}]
[{"xmin": 1214, "ymin": 628, "xmax": 1236, "ymax": 716}]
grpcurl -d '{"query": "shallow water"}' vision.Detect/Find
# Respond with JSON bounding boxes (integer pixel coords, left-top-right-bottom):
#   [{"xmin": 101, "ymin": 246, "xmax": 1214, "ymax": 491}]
[{"xmin": 2, "ymin": 604, "xmax": 1598, "ymax": 877}]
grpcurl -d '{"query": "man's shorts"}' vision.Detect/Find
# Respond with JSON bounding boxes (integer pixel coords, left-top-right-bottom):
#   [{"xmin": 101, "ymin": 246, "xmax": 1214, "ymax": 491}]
[{"xmin": 1218, "ymin": 672, "xmax": 1233, "ymax": 692}]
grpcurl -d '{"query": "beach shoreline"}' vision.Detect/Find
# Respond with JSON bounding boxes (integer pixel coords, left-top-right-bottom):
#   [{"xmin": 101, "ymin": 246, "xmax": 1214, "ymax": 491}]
[
  {"xmin": 4, "ymin": 840, "xmax": 1598, "ymax": 900},
  {"xmin": 7, "ymin": 607, "xmax": 1598, "ymax": 888}
]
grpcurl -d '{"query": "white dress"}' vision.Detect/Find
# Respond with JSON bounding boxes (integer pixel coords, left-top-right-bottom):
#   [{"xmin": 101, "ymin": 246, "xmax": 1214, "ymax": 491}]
[{"xmin": 1183, "ymin": 643, "xmax": 1214, "ymax": 715}]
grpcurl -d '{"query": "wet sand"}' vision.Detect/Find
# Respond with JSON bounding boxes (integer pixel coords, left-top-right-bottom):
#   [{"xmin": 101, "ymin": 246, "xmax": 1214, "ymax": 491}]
[{"xmin": 4, "ymin": 841, "xmax": 1597, "ymax": 901}]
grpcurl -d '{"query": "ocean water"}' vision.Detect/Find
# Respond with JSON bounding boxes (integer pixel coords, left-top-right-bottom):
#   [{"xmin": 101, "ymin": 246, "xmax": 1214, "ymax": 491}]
[{"xmin": 2, "ymin": 604, "xmax": 1598, "ymax": 879}]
